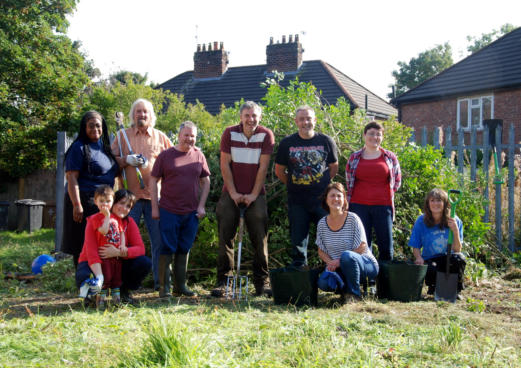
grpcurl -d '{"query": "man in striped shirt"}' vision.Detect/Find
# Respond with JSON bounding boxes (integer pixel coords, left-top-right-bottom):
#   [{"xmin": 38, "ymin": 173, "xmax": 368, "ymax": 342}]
[{"xmin": 212, "ymin": 101, "xmax": 275, "ymax": 297}]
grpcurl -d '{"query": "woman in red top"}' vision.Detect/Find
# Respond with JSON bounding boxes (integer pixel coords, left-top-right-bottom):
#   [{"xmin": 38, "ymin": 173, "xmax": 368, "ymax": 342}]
[
  {"xmin": 345, "ymin": 122, "xmax": 401, "ymax": 261},
  {"xmin": 76, "ymin": 189, "xmax": 151, "ymax": 306}
]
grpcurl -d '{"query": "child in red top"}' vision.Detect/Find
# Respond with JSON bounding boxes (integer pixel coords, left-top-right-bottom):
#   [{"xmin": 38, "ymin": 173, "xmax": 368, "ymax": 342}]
[{"xmin": 78, "ymin": 185, "xmax": 133, "ymax": 308}]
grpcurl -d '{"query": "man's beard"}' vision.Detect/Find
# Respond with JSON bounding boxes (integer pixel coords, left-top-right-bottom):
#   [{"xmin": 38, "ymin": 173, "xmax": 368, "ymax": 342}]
[{"xmin": 137, "ymin": 119, "xmax": 147, "ymax": 127}]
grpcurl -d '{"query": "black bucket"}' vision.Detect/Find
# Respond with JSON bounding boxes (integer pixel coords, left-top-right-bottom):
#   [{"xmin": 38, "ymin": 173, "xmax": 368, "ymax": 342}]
[
  {"xmin": 377, "ymin": 261, "xmax": 427, "ymax": 302},
  {"xmin": 269, "ymin": 267, "xmax": 320, "ymax": 306}
]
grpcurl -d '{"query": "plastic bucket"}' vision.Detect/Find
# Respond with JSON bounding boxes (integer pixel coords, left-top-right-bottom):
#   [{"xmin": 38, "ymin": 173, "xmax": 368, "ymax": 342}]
[
  {"xmin": 269, "ymin": 267, "xmax": 320, "ymax": 306},
  {"xmin": 377, "ymin": 260, "xmax": 427, "ymax": 302}
]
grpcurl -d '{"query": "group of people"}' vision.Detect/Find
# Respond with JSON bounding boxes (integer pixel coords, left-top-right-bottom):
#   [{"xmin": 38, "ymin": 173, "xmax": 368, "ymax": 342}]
[{"xmin": 63, "ymin": 98, "xmax": 466, "ymax": 307}]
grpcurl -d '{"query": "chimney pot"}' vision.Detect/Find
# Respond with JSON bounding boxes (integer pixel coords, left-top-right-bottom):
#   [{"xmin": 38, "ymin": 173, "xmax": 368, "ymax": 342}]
[
  {"xmin": 289, "ymin": 34, "xmax": 293, "ymax": 43},
  {"xmin": 213, "ymin": 41, "xmax": 218, "ymax": 50},
  {"xmin": 282, "ymin": 35, "xmax": 286, "ymax": 43},
  {"xmin": 197, "ymin": 44, "xmax": 201, "ymax": 52},
  {"xmin": 295, "ymin": 34, "xmax": 299, "ymax": 42},
  {"xmin": 220, "ymin": 42, "xmax": 223, "ymax": 50},
  {"xmin": 270, "ymin": 36, "xmax": 273, "ymax": 45}
]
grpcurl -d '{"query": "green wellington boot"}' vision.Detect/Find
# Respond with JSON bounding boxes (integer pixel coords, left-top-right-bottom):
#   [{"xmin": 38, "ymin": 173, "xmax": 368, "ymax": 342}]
[
  {"xmin": 158, "ymin": 254, "xmax": 173, "ymax": 298},
  {"xmin": 173, "ymin": 253, "xmax": 196, "ymax": 297}
]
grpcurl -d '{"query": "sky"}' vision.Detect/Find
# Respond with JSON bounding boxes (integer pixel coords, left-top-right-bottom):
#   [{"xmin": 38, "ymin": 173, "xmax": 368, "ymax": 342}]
[{"xmin": 66, "ymin": 0, "xmax": 519, "ymax": 100}]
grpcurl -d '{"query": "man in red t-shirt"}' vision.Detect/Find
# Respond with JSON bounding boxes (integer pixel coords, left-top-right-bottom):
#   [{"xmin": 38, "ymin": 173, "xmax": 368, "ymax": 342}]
[
  {"xmin": 150, "ymin": 121, "xmax": 211, "ymax": 298},
  {"xmin": 212, "ymin": 101, "xmax": 275, "ymax": 297}
]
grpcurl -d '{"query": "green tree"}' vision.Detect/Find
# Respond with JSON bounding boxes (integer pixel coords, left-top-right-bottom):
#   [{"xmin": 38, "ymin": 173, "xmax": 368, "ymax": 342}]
[
  {"xmin": 466, "ymin": 23, "xmax": 516, "ymax": 54},
  {"xmin": 108, "ymin": 70, "xmax": 149, "ymax": 86},
  {"xmin": 0, "ymin": 0, "xmax": 91, "ymax": 178},
  {"xmin": 389, "ymin": 43, "xmax": 453, "ymax": 98}
]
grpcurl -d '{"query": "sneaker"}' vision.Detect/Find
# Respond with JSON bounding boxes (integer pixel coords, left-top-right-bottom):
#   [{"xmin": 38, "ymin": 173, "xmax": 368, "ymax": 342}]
[{"xmin": 211, "ymin": 281, "xmax": 226, "ymax": 298}]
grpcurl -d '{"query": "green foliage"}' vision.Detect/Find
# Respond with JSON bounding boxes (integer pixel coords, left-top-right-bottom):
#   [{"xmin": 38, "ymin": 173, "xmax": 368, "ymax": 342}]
[
  {"xmin": 0, "ymin": 229, "xmax": 55, "ymax": 273},
  {"xmin": 0, "ymin": 0, "xmax": 91, "ymax": 178},
  {"xmin": 390, "ymin": 43, "xmax": 453, "ymax": 98},
  {"xmin": 466, "ymin": 298, "xmax": 486, "ymax": 313},
  {"xmin": 39, "ymin": 258, "xmax": 76, "ymax": 293},
  {"xmin": 466, "ymin": 23, "xmax": 516, "ymax": 54}
]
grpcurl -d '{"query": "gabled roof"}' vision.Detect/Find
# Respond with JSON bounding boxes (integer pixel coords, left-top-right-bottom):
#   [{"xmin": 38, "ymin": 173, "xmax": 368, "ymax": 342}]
[
  {"xmin": 158, "ymin": 60, "xmax": 396, "ymax": 118},
  {"xmin": 393, "ymin": 27, "xmax": 521, "ymax": 105}
]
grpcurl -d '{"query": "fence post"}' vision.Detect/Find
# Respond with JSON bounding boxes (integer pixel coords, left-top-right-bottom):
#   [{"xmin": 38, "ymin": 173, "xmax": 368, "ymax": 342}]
[
  {"xmin": 483, "ymin": 127, "xmax": 490, "ymax": 222},
  {"xmin": 55, "ymin": 132, "xmax": 66, "ymax": 252},
  {"xmin": 470, "ymin": 126, "xmax": 478, "ymax": 181},
  {"xmin": 421, "ymin": 127, "xmax": 428, "ymax": 146},
  {"xmin": 507, "ymin": 124, "xmax": 515, "ymax": 252},
  {"xmin": 444, "ymin": 126, "xmax": 452, "ymax": 159},
  {"xmin": 433, "ymin": 127, "xmax": 440, "ymax": 149},
  {"xmin": 457, "ymin": 128, "xmax": 465, "ymax": 175},
  {"xmin": 494, "ymin": 125, "xmax": 503, "ymax": 250}
]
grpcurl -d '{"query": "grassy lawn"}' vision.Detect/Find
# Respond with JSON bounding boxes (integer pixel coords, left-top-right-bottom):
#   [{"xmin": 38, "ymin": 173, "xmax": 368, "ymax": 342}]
[{"xmin": 1, "ymin": 230, "xmax": 520, "ymax": 367}]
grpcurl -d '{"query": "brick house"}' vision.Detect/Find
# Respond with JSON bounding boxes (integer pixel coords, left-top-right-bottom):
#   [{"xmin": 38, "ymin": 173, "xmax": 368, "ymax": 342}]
[
  {"xmin": 392, "ymin": 27, "xmax": 521, "ymax": 144},
  {"xmin": 158, "ymin": 35, "xmax": 396, "ymax": 119}
]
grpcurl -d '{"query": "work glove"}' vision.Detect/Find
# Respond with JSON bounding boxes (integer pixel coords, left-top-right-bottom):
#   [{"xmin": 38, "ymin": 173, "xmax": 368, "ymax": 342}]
[
  {"xmin": 126, "ymin": 154, "xmax": 143, "ymax": 167},
  {"xmin": 78, "ymin": 274, "xmax": 104, "ymax": 297}
]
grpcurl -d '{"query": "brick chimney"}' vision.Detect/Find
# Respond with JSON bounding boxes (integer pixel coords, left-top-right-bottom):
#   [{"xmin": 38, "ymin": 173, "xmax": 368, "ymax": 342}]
[
  {"xmin": 193, "ymin": 41, "xmax": 228, "ymax": 79},
  {"xmin": 266, "ymin": 34, "xmax": 303, "ymax": 73}
]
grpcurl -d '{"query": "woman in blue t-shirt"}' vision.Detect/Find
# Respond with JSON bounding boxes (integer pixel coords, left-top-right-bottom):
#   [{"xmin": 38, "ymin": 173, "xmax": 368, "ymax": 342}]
[
  {"xmin": 409, "ymin": 188, "xmax": 466, "ymax": 295},
  {"xmin": 63, "ymin": 111, "xmax": 118, "ymax": 267}
]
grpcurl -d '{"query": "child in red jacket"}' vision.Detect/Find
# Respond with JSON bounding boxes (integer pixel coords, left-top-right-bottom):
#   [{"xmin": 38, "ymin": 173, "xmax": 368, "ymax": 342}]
[{"xmin": 78, "ymin": 186, "xmax": 135, "ymax": 308}]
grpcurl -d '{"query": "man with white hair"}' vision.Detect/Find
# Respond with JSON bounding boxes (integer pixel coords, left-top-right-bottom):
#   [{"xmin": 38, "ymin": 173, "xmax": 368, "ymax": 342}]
[{"xmin": 111, "ymin": 98, "xmax": 172, "ymax": 293}]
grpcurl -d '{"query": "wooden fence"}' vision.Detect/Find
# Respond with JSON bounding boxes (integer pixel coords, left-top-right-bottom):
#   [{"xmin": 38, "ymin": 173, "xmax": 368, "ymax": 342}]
[
  {"xmin": 55, "ymin": 126, "xmax": 520, "ymax": 252},
  {"xmin": 411, "ymin": 124, "xmax": 520, "ymax": 252}
]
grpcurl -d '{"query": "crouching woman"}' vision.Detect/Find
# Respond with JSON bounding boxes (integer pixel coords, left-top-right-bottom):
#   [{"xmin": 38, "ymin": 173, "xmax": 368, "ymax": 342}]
[
  {"xmin": 409, "ymin": 188, "xmax": 466, "ymax": 295},
  {"xmin": 316, "ymin": 182, "xmax": 379, "ymax": 301}
]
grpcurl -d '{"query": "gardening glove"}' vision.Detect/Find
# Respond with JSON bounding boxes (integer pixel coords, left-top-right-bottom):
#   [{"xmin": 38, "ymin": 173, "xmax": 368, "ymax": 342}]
[
  {"xmin": 79, "ymin": 275, "xmax": 104, "ymax": 297},
  {"xmin": 91, "ymin": 275, "xmax": 104, "ymax": 294},
  {"xmin": 126, "ymin": 154, "xmax": 143, "ymax": 167}
]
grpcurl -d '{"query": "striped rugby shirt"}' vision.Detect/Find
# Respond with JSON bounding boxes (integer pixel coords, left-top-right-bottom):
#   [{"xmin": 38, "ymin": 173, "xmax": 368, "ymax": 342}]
[
  {"xmin": 220, "ymin": 124, "xmax": 275, "ymax": 195},
  {"xmin": 316, "ymin": 212, "xmax": 378, "ymax": 270}
]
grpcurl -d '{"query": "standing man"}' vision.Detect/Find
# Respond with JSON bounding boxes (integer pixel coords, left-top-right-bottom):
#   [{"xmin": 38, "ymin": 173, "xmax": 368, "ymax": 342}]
[
  {"xmin": 275, "ymin": 106, "xmax": 338, "ymax": 269},
  {"xmin": 211, "ymin": 101, "xmax": 275, "ymax": 297},
  {"xmin": 150, "ymin": 121, "xmax": 210, "ymax": 297},
  {"xmin": 111, "ymin": 98, "xmax": 173, "ymax": 290}
]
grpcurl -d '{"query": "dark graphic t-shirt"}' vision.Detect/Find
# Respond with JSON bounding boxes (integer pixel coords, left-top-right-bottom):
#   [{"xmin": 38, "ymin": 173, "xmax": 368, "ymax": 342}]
[{"xmin": 276, "ymin": 133, "xmax": 338, "ymax": 205}]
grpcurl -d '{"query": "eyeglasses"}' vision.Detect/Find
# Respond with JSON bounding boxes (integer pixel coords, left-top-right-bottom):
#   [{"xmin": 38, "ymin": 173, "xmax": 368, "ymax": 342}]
[{"xmin": 366, "ymin": 132, "xmax": 383, "ymax": 137}]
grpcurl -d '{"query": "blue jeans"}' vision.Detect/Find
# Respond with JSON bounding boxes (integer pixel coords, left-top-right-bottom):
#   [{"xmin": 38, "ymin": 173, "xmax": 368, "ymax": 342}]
[
  {"xmin": 288, "ymin": 202, "xmax": 327, "ymax": 266},
  {"xmin": 349, "ymin": 203, "xmax": 393, "ymax": 261},
  {"xmin": 159, "ymin": 209, "xmax": 199, "ymax": 255},
  {"xmin": 317, "ymin": 251, "xmax": 378, "ymax": 296},
  {"xmin": 76, "ymin": 255, "xmax": 151, "ymax": 291},
  {"xmin": 130, "ymin": 199, "xmax": 162, "ymax": 288}
]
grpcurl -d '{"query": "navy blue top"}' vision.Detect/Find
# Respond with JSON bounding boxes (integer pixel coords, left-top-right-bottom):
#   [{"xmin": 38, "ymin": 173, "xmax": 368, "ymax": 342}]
[{"xmin": 65, "ymin": 140, "xmax": 118, "ymax": 192}]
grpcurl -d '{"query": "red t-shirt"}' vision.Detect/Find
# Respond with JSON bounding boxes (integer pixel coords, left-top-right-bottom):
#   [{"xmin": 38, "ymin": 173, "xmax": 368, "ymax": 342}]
[
  {"xmin": 350, "ymin": 155, "xmax": 392, "ymax": 206},
  {"xmin": 78, "ymin": 213, "xmax": 123, "ymax": 266},
  {"xmin": 151, "ymin": 146, "xmax": 210, "ymax": 214}
]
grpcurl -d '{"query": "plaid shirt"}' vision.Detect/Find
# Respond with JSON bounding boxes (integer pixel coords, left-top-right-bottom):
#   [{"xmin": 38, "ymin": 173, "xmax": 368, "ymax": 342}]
[{"xmin": 345, "ymin": 148, "xmax": 401, "ymax": 219}]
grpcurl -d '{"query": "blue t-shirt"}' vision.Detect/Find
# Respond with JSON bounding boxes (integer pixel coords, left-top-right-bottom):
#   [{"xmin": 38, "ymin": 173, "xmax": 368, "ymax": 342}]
[
  {"xmin": 408, "ymin": 214, "xmax": 463, "ymax": 260},
  {"xmin": 65, "ymin": 140, "xmax": 118, "ymax": 192}
]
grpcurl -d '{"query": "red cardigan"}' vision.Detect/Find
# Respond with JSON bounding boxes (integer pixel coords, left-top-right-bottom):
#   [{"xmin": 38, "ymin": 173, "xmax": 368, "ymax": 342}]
[{"xmin": 78, "ymin": 215, "xmax": 145, "ymax": 266}]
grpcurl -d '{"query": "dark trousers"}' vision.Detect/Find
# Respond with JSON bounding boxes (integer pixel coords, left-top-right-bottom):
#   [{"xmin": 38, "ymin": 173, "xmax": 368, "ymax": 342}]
[
  {"xmin": 216, "ymin": 192, "xmax": 268, "ymax": 287},
  {"xmin": 101, "ymin": 257, "xmax": 122, "ymax": 289},
  {"xmin": 424, "ymin": 253, "xmax": 466, "ymax": 292},
  {"xmin": 63, "ymin": 191, "xmax": 99, "ymax": 268},
  {"xmin": 349, "ymin": 203, "xmax": 393, "ymax": 261},
  {"xmin": 76, "ymin": 255, "xmax": 151, "ymax": 291},
  {"xmin": 288, "ymin": 202, "xmax": 328, "ymax": 266}
]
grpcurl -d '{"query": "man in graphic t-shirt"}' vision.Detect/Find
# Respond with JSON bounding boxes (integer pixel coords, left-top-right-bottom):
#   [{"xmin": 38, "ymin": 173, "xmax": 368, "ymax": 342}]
[{"xmin": 275, "ymin": 106, "xmax": 338, "ymax": 268}]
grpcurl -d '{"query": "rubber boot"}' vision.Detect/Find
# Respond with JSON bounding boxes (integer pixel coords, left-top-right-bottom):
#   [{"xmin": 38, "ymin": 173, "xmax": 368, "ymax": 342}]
[
  {"xmin": 173, "ymin": 253, "xmax": 196, "ymax": 297},
  {"xmin": 158, "ymin": 254, "xmax": 173, "ymax": 298}
]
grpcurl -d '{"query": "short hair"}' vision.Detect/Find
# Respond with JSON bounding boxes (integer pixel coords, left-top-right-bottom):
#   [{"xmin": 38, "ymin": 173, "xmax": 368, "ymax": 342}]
[
  {"xmin": 363, "ymin": 121, "xmax": 384, "ymax": 134},
  {"xmin": 321, "ymin": 182, "xmax": 349, "ymax": 213},
  {"xmin": 114, "ymin": 189, "xmax": 136, "ymax": 211},
  {"xmin": 423, "ymin": 188, "xmax": 450, "ymax": 228},
  {"xmin": 129, "ymin": 98, "xmax": 157, "ymax": 128},
  {"xmin": 94, "ymin": 185, "xmax": 114, "ymax": 200},
  {"xmin": 239, "ymin": 101, "xmax": 262, "ymax": 115},
  {"xmin": 295, "ymin": 105, "xmax": 315, "ymax": 117},
  {"xmin": 179, "ymin": 121, "xmax": 197, "ymax": 133}
]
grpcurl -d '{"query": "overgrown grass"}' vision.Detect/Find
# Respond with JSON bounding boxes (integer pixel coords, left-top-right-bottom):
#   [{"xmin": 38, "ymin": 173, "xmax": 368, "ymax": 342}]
[{"xmin": 1, "ymin": 230, "xmax": 520, "ymax": 367}]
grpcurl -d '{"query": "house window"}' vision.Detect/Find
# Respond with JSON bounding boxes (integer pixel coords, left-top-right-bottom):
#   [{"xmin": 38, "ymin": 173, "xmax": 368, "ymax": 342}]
[{"xmin": 457, "ymin": 95, "xmax": 493, "ymax": 131}]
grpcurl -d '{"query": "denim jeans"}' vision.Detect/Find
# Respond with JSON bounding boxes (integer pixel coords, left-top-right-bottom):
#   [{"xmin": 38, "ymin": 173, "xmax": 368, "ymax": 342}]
[
  {"xmin": 317, "ymin": 251, "xmax": 378, "ymax": 296},
  {"xmin": 76, "ymin": 255, "xmax": 151, "ymax": 291},
  {"xmin": 288, "ymin": 202, "xmax": 327, "ymax": 266},
  {"xmin": 216, "ymin": 192, "xmax": 268, "ymax": 287},
  {"xmin": 130, "ymin": 199, "xmax": 162, "ymax": 288},
  {"xmin": 348, "ymin": 203, "xmax": 393, "ymax": 261},
  {"xmin": 159, "ymin": 209, "xmax": 199, "ymax": 255}
]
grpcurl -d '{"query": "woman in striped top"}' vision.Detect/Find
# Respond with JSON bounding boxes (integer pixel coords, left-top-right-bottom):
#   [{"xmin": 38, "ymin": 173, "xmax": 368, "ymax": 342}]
[{"xmin": 316, "ymin": 182, "xmax": 379, "ymax": 300}]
